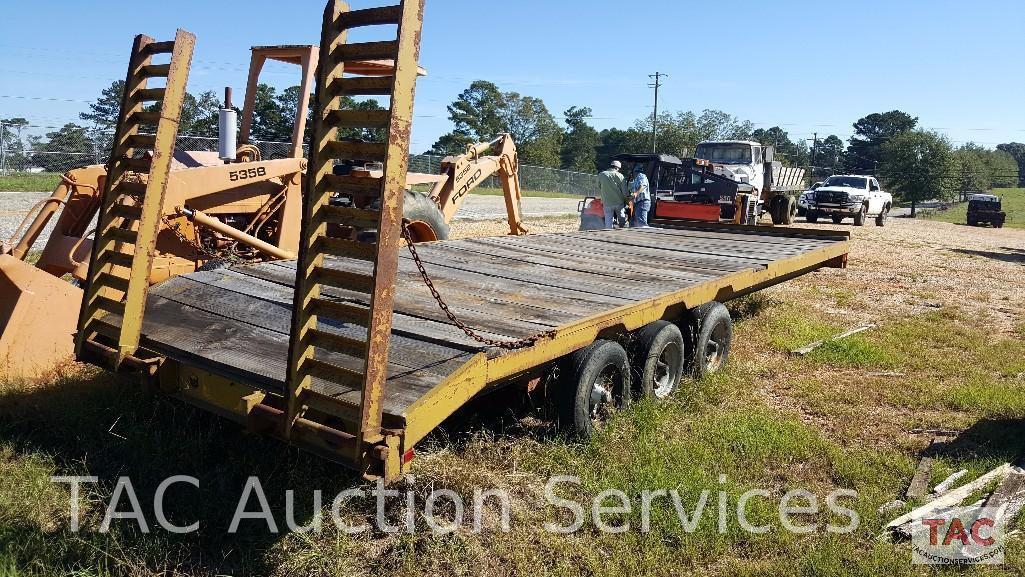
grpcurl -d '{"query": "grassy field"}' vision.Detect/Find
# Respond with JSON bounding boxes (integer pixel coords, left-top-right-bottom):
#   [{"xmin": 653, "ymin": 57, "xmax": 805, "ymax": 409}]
[
  {"xmin": 1, "ymin": 217, "xmax": 1023, "ymax": 575},
  {"xmin": 0, "ymin": 173, "xmax": 61, "ymax": 193},
  {"xmin": 924, "ymin": 188, "xmax": 1025, "ymax": 229}
]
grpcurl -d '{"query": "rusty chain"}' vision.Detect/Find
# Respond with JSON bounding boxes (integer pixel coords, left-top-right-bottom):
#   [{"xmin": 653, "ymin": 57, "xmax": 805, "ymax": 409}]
[{"xmin": 401, "ymin": 224, "xmax": 556, "ymax": 350}]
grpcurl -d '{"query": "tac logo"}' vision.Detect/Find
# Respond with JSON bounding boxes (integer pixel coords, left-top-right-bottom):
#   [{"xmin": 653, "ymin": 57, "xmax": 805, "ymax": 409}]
[{"xmin": 911, "ymin": 506, "xmax": 1005, "ymax": 565}]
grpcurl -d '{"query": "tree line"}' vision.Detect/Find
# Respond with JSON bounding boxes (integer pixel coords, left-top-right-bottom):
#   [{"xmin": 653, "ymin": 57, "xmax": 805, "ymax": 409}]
[
  {"xmin": 1, "ymin": 80, "xmax": 383, "ymax": 172},
  {"xmin": 4, "ymin": 78, "xmax": 1024, "ymax": 208}
]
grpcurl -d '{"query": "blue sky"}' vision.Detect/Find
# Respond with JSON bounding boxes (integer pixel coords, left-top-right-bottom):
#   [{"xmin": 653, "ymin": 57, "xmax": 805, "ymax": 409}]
[{"xmin": 1, "ymin": 0, "xmax": 1023, "ymax": 154}]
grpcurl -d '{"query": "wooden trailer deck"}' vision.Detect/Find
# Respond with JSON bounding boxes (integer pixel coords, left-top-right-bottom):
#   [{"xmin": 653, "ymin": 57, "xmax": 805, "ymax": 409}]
[{"xmin": 97, "ymin": 224, "xmax": 848, "ymax": 437}]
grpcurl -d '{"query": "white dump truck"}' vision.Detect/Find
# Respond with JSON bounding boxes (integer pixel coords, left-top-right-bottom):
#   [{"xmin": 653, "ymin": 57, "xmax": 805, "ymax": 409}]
[{"xmin": 694, "ymin": 140, "xmax": 807, "ymax": 225}]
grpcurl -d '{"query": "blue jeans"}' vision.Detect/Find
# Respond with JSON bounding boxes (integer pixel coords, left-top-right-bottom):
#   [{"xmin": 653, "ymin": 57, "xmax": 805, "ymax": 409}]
[
  {"xmin": 603, "ymin": 205, "xmax": 624, "ymax": 229},
  {"xmin": 633, "ymin": 199, "xmax": 651, "ymax": 227}
]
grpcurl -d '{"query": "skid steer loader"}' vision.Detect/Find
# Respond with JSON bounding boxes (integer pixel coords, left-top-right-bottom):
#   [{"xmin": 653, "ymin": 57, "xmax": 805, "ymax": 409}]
[{"xmin": 1, "ymin": 34, "xmax": 527, "ymax": 381}]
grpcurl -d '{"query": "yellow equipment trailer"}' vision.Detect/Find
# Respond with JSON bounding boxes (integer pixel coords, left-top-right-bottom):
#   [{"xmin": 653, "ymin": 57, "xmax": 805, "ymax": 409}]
[{"xmin": 72, "ymin": 0, "xmax": 851, "ymax": 482}]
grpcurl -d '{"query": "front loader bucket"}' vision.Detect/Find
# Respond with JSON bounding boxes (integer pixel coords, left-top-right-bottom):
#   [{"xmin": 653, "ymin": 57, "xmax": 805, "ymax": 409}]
[{"xmin": 0, "ymin": 254, "xmax": 82, "ymax": 381}]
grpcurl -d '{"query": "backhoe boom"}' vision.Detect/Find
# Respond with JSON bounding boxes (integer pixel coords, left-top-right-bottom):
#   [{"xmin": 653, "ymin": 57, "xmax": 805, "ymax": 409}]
[{"xmin": 428, "ymin": 133, "xmax": 527, "ymax": 236}]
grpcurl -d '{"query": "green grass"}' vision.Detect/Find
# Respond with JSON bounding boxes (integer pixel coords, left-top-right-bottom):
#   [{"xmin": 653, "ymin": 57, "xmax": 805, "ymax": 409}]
[
  {"xmin": 0, "ymin": 173, "xmax": 60, "ymax": 193},
  {"xmin": 2, "ymin": 295, "xmax": 1024, "ymax": 574},
  {"xmin": 923, "ymin": 187, "xmax": 1025, "ymax": 229}
]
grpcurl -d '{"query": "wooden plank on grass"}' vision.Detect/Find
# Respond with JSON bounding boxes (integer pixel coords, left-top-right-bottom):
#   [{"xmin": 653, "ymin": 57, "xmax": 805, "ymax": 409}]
[
  {"xmin": 792, "ymin": 324, "xmax": 877, "ymax": 355},
  {"xmin": 885, "ymin": 464, "xmax": 1012, "ymax": 532},
  {"xmin": 983, "ymin": 464, "xmax": 1025, "ymax": 529},
  {"xmin": 906, "ymin": 457, "xmax": 935, "ymax": 500}
]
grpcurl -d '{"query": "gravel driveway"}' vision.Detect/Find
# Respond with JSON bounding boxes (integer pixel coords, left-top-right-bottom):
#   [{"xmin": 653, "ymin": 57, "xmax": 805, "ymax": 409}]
[
  {"xmin": 0, "ymin": 192, "xmax": 583, "ymax": 251},
  {"xmin": 0, "ymin": 192, "xmax": 52, "ymax": 251},
  {"xmin": 455, "ymin": 195, "xmax": 581, "ymax": 220}
]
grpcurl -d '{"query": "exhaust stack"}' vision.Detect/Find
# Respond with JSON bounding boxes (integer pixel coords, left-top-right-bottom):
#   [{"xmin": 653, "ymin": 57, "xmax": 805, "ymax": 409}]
[{"xmin": 218, "ymin": 87, "xmax": 237, "ymax": 162}]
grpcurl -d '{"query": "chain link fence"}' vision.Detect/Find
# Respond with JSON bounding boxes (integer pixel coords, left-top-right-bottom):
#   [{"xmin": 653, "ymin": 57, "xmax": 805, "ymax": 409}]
[{"xmin": 0, "ymin": 123, "xmax": 598, "ymax": 196}]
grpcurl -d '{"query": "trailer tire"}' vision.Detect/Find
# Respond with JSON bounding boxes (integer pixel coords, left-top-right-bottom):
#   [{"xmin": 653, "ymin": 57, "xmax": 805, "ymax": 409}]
[
  {"xmin": 806, "ymin": 211, "xmax": 819, "ymax": 224},
  {"xmin": 563, "ymin": 340, "xmax": 631, "ymax": 440},
  {"xmin": 691, "ymin": 302, "xmax": 733, "ymax": 379},
  {"xmin": 630, "ymin": 321, "xmax": 685, "ymax": 401}
]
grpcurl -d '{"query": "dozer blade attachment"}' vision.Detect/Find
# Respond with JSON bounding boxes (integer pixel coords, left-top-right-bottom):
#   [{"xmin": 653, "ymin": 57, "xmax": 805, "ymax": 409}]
[{"xmin": 0, "ymin": 254, "xmax": 82, "ymax": 380}]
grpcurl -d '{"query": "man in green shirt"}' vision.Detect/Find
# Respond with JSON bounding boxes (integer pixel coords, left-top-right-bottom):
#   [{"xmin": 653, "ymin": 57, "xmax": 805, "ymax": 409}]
[{"xmin": 597, "ymin": 160, "xmax": 628, "ymax": 228}]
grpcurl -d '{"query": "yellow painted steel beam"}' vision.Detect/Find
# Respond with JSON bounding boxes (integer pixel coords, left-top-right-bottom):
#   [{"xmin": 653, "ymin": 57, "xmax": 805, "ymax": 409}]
[
  {"xmin": 356, "ymin": 0, "xmax": 424, "ymax": 463},
  {"xmin": 75, "ymin": 30, "xmax": 196, "ymax": 365},
  {"xmin": 119, "ymin": 30, "xmax": 195, "ymax": 363}
]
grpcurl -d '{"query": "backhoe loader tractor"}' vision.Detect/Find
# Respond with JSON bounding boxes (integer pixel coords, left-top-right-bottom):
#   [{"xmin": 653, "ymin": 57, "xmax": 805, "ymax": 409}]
[
  {"xmin": 0, "ymin": 43, "xmax": 421, "ymax": 380},
  {"xmin": 1, "ymin": 33, "xmax": 526, "ymax": 381}
]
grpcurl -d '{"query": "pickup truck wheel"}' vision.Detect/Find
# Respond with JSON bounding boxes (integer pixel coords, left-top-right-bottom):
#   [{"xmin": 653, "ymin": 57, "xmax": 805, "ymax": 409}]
[
  {"xmin": 853, "ymin": 205, "xmax": 867, "ymax": 226},
  {"xmin": 806, "ymin": 211, "xmax": 819, "ymax": 224},
  {"xmin": 831, "ymin": 215, "xmax": 845, "ymax": 224},
  {"xmin": 563, "ymin": 340, "xmax": 631, "ymax": 440},
  {"xmin": 692, "ymin": 302, "xmax": 733, "ymax": 379},
  {"xmin": 875, "ymin": 208, "xmax": 888, "ymax": 227},
  {"xmin": 630, "ymin": 321, "xmax": 684, "ymax": 401}
]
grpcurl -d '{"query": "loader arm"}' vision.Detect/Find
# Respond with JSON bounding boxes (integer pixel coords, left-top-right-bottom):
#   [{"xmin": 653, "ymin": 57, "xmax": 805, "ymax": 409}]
[{"xmin": 429, "ymin": 133, "xmax": 527, "ymax": 236}]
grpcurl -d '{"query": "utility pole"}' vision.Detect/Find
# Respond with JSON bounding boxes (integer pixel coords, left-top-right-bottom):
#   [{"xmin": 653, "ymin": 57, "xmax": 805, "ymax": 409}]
[
  {"xmin": 0, "ymin": 120, "xmax": 7, "ymax": 176},
  {"xmin": 648, "ymin": 72, "xmax": 667, "ymax": 153},
  {"xmin": 807, "ymin": 132, "xmax": 818, "ymax": 185}
]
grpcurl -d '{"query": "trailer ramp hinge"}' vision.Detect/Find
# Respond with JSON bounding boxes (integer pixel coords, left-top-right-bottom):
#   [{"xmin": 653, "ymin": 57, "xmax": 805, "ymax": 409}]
[{"xmin": 401, "ymin": 223, "xmax": 556, "ymax": 350}]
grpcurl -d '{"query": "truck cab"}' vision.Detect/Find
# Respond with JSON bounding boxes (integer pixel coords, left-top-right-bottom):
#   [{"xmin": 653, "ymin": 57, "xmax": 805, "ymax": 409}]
[{"xmin": 807, "ymin": 175, "xmax": 892, "ymax": 226}]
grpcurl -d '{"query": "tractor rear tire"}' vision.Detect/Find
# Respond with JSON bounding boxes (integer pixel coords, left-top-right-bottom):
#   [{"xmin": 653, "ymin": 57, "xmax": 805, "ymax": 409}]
[
  {"xmin": 691, "ymin": 302, "xmax": 733, "ymax": 379},
  {"xmin": 562, "ymin": 340, "xmax": 631, "ymax": 440},
  {"xmin": 630, "ymin": 321, "xmax": 685, "ymax": 401},
  {"xmin": 362, "ymin": 190, "xmax": 450, "ymax": 243},
  {"xmin": 403, "ymin": 189, "xmax": 450, "ymax": 242}
]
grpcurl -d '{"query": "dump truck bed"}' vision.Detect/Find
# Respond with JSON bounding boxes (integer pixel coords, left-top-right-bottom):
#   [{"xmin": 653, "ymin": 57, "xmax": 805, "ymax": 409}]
[{"xmin": 97, "ymin": 225, "xmax": 847, "ymax": 426}]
